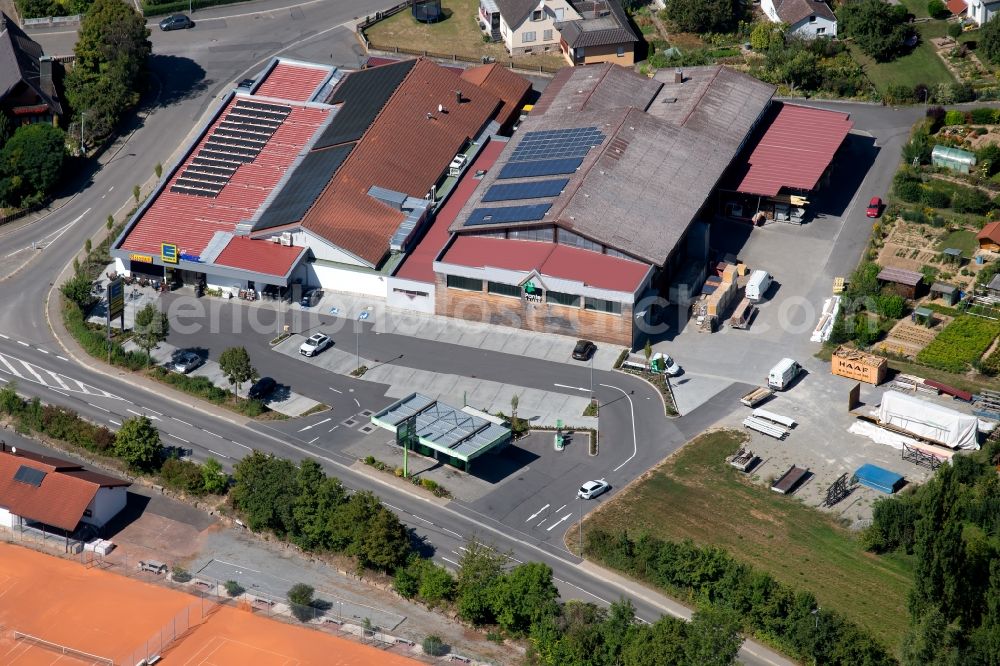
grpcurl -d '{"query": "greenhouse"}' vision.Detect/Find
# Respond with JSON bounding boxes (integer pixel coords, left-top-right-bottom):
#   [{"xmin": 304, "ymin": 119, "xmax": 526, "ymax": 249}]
[{"xmin": 931, "ymin": 145, "xmax": 977, "ymax": 174}]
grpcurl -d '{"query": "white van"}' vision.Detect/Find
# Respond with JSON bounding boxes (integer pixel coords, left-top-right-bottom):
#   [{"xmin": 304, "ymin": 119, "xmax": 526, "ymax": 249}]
[
  {"xmin": 745, "ymin": 270, "xmax": 773, "ymax": 302},
  {"xmin": 768, "ymin": 358, "xmax": 802, "ymax": 391}
]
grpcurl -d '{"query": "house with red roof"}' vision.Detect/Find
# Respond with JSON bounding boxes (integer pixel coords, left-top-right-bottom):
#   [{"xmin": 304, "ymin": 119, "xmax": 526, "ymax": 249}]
[
  {"xmin": 111, "ymin": 56, "xmax": 529, "ymax": 299},
  {"xmin": 978, "ymin": 220, "xmax": 1000, "ymax": 252}
]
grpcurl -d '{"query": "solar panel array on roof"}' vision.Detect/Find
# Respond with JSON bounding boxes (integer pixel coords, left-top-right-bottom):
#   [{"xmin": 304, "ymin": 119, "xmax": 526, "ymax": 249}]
[
  {"xmin": 313, "ymin": 60, "xmax": 416, "ymax": 149},
  {"xmin": 498, "ymin": 157, "xmax": 583, "ymax": 179},
  {"xmin": 255, "ymin": 144, "xmax": 355, "ymax": 229},
  {"xmin": 171, "ymin": 99, "xmax": 291, "ymax": 198},
  {"xmin": 482, "ymin": 178, "xmax": 568, "ymax": 202},
  {"xmin": 509, "ymin": 127, "xmax": 605, "ymax": 162},
  {"xmin": 13, "ymin": 465, "xmax": 46, "ymax": 487},
  {"xmin": 466, "ymin": 203, "xmax": 551, "ymax": 226}
]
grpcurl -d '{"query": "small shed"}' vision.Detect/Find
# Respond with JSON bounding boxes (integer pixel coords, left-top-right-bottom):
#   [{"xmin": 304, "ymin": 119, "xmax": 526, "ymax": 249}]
[
  {"xmin": 932, "ymin": 145, "xmax": 977, "ymax": 174},
  {"xmin": 877, "ymin": 266, "xmax": 926, "ymax": 299},
  {"xmin": 988, "ymin": 274, "xmax": 1000, "ymax": 298},
  {"xmin": 912, "ymin": 306, "xmax": 934, "ymax": 327},
  {"xmin": 941, "ymin": 248, "xmax": 963, "ymax": 265},
  {"xmin": 979, "ymin": 221, "xmax": 1000, "ymax": 252},
  {"xmin": 930, "ymin": 281, "xmax": 959, "ymax": 305},
  {"xmin": 853, "ymin": 464, "xmax": 904, "ymax": 494}
]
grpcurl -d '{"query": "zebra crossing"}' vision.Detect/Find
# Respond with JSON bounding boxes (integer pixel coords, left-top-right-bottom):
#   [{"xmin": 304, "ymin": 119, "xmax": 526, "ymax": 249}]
[{"xmin": 0, "ymin": 352, "xmax": 121, "ymax": 400}]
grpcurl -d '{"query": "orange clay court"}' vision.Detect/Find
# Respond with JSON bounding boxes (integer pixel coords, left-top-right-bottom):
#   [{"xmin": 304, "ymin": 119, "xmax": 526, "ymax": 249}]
[{"xmin": 0, "ymin": 543, "xmax": 421, "ymax": 665}]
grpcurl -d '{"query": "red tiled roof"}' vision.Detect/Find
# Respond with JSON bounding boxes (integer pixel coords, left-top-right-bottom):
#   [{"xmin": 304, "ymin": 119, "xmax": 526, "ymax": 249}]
[
  {"xmin": 734, "ymin": 103, "xmax": 853, "ymax": 197},
  {"xmin": 299, "ymin": 59, "xmax": 511, "ymax": 266},
  {"xmin": 396, "ymin": 139, "xmax": 506, "ymax": 283},
  {"xmin": 121, "ymin": 98, "xmax": 330, "ymax": 257},
  {"xmin": 254, "ymin": 61, "xmax": 330, "ymax": 102},
  {"xmin": 0, "ymin": 451, "xmax": 103, "ymax": 531},
  {"xmin": 461, "ymin": 64, "xmax": 531, "ymax": 129},
  {"xmin": 214, "ymin": 235, "xmax": 306, "ymax": 276},
  {"xmin": 978, "ymin": 220, "xmax": 1000, "ymax": 243},
  {"xmin": 947, "ymin": 0, "xmax": 966, "ymax": 14},
  {"xmin": 442, "ymin": 237, "xmax": 651, "ymax": 293},
  {"xmin": 365, "ymin": 56, "xmax": 464, "ymax": 75}
]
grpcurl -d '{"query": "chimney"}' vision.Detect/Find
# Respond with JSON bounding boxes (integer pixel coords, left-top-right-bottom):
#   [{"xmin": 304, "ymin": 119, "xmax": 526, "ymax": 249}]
[
  {"xmin": 39, "ymin": 56, "xmax": 55, "ymax": 98},
  {"xmin": 455, "ymin": 89, "xmax": 462, "ymax": 105},
  {"xmin": 674, "ymin": 68, "xmax": 683, "ymax": 84}
]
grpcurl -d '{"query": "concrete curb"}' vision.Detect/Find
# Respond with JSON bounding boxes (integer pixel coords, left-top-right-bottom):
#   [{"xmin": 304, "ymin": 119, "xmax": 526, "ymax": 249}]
[{"xmin": 613, "ymin": 367, "xmax": 676, "ymax": 418}]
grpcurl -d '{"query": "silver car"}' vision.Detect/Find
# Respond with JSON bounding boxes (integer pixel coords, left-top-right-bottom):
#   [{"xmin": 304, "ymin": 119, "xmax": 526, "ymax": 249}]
[
  {"xmin": 299, "ymin": 333, "xmax": 332, "ymax": 357},
  {"xmin": 170, "ymin": 350, "xmax": 202, "ymax": 374}
]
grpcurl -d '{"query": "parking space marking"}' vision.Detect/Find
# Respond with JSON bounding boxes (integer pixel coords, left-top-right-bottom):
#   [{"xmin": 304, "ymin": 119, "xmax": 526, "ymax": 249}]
[
  {"xmin": 353, "ymin": 398, "xmax": 360, "ymax": 407},
  {"xmin": 308, "ymin": 437, "xmax": 318, "ymax": 444},
  {"xmin": 329, "ymin": 387, "xmax": 342, "ymax": 394}
]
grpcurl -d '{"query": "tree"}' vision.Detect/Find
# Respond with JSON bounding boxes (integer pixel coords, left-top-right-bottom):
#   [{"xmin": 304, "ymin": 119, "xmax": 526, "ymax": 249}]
[
  {"xmin": 491, "ymin": 562, "xmax": 559, "ymax": 635},
  {"xmin": 750, "ymin": 21, "xmax": 785, "ymax": 51},
  {"xmin": 106, "ymin": 214, "xmax": 114, "ymax": 231},
  {"xmin": 902, "ymin": 606, "xmax": 962, "ymax": 666},
  {"xmin": 838, "ymin": 0, "xmax": 908, "ymax": 62},
  {"xmin": 200, "ymin": 457, "xmax": 228, "ymax": 494},
  {"xmin": 643, "ymin": 339, "xmax": 652, "ymax": 368},
  {"xmin": 114, "ymin": 415, "xmax": 162, "ymax": 471},
  {"xmin": 982, "ymin": 15, "xmax": 1000, "ymax": 64},
  {"xmin": 422, "ymin": 634, "xmax": 448, "ymax": 657},
  {"xmin": 622, "ymin": 615, "xmax": 689, "ymax": 666},
  {"xmin": 417, "ymin": 562, "xmax": 455, "ymax": 606},
  {"xmin": 927, "ymin": 0, "xmax": 948, "ymax": 18},
  {"xmin": 456, "ymin": 539, "xmax": 508, "ymax": 625},
  {"xmin": 951, "ymin": 187, "xmax": 993, "ymax": 215},
  {"xmin": 219, "ymin": 346, "xmax": 257, "ymax": 399},
  {"xmin": 357, "ymin": 506, "xmax": 411, "ymax": 571},
  {"xmin": 224, "ymin": 580, "xmax": 245, "ymax": 597},
  {"xmin": 0, "ymin": 123, "xmax": 66, "ymax": 207},
  {"xmin": 61, "ymin": 274, "xmax": 95, "ymax": 311},
  {"xmin": 684, "ymin": 605, "xmax": 744, "ymax": 666},
  {"xmin": 133, "ymin": 303, "xmax": 169, "ymax": 365},
  {"xmin": 287, "ymin": 583, "xmax": 315, "ymax": 622},
  {"xmin": 664, "ymin": 0, "xmax": 741, "ymax": 33},
  {"xmin": 65, "ymin": 0, "xmax": 151, "ymax": 140},
  {"xmin": 230, "ymin": 451, "xmax": 298, "ymax": 534}
]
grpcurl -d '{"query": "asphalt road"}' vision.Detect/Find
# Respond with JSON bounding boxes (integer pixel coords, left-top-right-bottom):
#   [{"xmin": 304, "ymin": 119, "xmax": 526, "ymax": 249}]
[{"xmin": 0, "ymin": 5, "xmax": 924, "ymax": 664}]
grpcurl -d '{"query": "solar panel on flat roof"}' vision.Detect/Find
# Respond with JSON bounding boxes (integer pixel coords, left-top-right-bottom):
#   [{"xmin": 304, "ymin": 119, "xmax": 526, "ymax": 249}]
[
  {"xmin": 482, "ymin": 178, "xmax": 568, "ymax": 202},
  {"xmin": 509, "ymin": 127, "xmax": 605, "ymax": 163},
  {"xmin": 13, "ymin": 465, "xmax": 46, "ymax": 487},
  {"xmin": 465, "ymin": 203, "xmax": 551, "ymax": 226},
  {"xmin": 498, "ymin": 158, "xmax": 583, "ymax": 179}
]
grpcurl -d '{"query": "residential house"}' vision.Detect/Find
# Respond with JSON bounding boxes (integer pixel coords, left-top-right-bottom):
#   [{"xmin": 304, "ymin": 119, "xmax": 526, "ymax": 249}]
[
  {"xmin": 557, "ymin": 0, "xmax": 639, "ymax": 66},
  {"xmin": 966, "ymin": 0, "xmax": 1000, "ymax": 25},
  {"xmin": 479, "ymin": 0, "xmax": 581, "ymax": 55},
  {"xmin": 978, "ymin": 220, "xmax": 1000, "ymax": 252},
  {"xmin": 0, "ymin": 13, "xmax": 62, "ymax": 127},
  {"xmin": 760, "ymin": 0, "xmax": 837, "ymax": 38}
]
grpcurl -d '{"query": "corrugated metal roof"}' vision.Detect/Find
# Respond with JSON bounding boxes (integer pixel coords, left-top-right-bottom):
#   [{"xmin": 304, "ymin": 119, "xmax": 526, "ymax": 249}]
[
  {"xmin": 213, "ymin": 236, "xmax": 305, "ymax": 276},
  {"xmin": 298, "ymin": 59, "xmax": 511, "ymax": 266},
  {"xmin": 733, "ymin": 103, "xmax": 853, "ymax": 197},
  {"xmin": 254, "ymin": 61, "xmax": 332, "ymax": 102}
]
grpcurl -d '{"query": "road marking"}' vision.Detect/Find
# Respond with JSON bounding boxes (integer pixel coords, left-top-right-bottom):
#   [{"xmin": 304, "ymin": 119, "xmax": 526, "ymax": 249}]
[
  {"xmin": 0, "ymin": 355, "xmax": 22, "ymax": 377},
  {"xmin": 126, "ymin": 409, "xmax": 144, "ymax": 417},
  {"xmin": 45, "ymin": 371, "xmax": 70, "ymax": 390},
  {"xmin": 47, "ymin": 387, "xmax": 68, "ymax": 397},
  {"xmin": 87, "ymin": 402, "xmax": 110, "ymax": 413},
  {"xmin": 232, "ymin": 442, "xmax": 251, "ymax": 450},
  {"xmin": 553, "ymin": 383, "xmax": 590, "ymax": 392},
  {"xmin": 204, "ymin": 430, "xmax": 223, "ymax": 438},
  {"xmin": 36, "ymin": 348, "xmax": 48, "ymax": 354},
  {"xmin": 308, "ymin": 437, "xmax": 318, "ymax": 444},
  {"xmin": 144, "ymin": 407, "xmax": 163, "ymax": 416},
  {"xmin": 601, "ymin": 383, "xmax": 638, "ymax": 472},
  {"xmin": 210, "ymin": 559, "xmax": 263, "ymax": 574},
  {"xmin": 383, "ymin": 503, "xmax": 402, "ymax": 512},
  {"xmin": 109, "ymin": 420, "xmax": 121, "ymax": 426},
  {"xmin": 0, "ymin": 334, "xmax": 7, "ymax": 339},
  {"xmin": 173, "ymin": 417, "xmax": 192, "ymax": 426},
  {"xmin": 353, "ymin": 398, "xmax": 360, "ymax": 407},
  {"xmin": 312, "ymin": 417, "xmax": 331, "ymax": 427},
  {"xmin": 442, "ymin": 527, "xmax": 462, "ymax": 539},
  {"xmin": 5, "ymin": 208, "xmax": 91, "ymax": 258},
  {"xmin": 441, "ymin": 556, "xmax": 460, "ymax": 567},
  {"xmin": 0, "ymin": 377, "xmax": 6, "ymax": 383},
  {"xmin": 297, "ymin": 424, "xmax": 314, "ymax": 432},
  {"xmin": 328, "ymin": 426, "xmax": 338, "ymax": 433},
  {"xmin": 56, "ymin": 356, "xmax": 69, "ymax": 362},
  {"xmin": 553, "ymin": 577, "xmax": 612, "ymax": 605},
  {"xmin": 555, "ymin": 504, "xmax": 566, "ymax": 513},
  {"xmin": 21, "ymin": 363, "xmax": 45, "ymax": 384},
  {"xmin": 526, "ymin": 504, "xmax": 549, "ymax": 522},
  {"xmin": 208, "ymin": 449, "xmax": 230, "ymax": 459},
  {"xmin": 168, "ymin": 434, "xmax": 190, "ymax": 444},
  {"xmin": 16, "ymin": 341, "xmax": 29, "ymax": 347},
  {"xmin": 536, "ymin": 519, "xmax": 547, "ymax": 528},
  {"xmin": 329, "ymin": 387, "xmax": 342, "ymax": 394},
  {"xmin": 412, "ymin": 514, "xmax": 433, "ymax": 525},
  {"xmin": 546, "ymin": 513, "xmax": 572, "ymax": 532}
]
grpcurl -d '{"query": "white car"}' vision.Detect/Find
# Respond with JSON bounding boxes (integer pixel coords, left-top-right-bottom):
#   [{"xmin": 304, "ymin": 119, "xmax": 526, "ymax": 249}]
[
  {"xmin": 299, "ymin": 333, "xmax": 332, "ymax": 357},
  {"xmin": 652, "ymin": 352, "xmax": 682, "ymax": 377},
  {"xmin": 577, "ymin": 479, "xmax": 610, "ymax": 500}
]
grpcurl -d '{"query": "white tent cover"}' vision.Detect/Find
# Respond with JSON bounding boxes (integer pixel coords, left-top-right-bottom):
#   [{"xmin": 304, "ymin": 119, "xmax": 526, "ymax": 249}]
[{"xmin": 877, "ymin": 390, "xmax": 979, "ymax": 450}]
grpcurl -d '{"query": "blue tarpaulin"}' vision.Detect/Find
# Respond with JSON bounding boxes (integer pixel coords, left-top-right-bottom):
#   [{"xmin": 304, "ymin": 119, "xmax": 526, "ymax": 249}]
[{"xmin": 854, "ymin": 464, "xmax": 904, "ymax": 494}]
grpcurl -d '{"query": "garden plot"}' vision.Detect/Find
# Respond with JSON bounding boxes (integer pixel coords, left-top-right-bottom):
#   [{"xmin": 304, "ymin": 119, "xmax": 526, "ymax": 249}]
[
  {"xmin": 877, "ymin": 220, "xmax": 945, "ymax": 272},
  {"xmin": 881, "ymin": 315, "xmax": 952, "ymax": 358}
]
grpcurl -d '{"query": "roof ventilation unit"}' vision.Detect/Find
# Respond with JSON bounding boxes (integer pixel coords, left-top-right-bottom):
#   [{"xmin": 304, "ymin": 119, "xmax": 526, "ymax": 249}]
[{"xmin": 280, "ymin": 232, "xmax": 293, "ymax": 246}]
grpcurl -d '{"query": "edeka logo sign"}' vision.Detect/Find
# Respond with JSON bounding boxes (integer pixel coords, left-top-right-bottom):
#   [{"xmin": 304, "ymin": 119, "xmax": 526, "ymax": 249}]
[{"xmin": 161, "ymin": 243, "xmax": 179, "ymax": 264}]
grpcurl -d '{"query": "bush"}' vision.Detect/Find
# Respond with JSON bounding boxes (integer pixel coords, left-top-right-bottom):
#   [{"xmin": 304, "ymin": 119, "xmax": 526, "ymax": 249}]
[
  {"xmin": 224, "ymin": 580, "xmax": 245, "ymax": 597},
  {"xmin": 874, "ymin": 294, "xmax": 907, "ymax": 319},
  {"xmin": 160, "ymin": 457, "xmax": 207, "ymax": 495},
  {"xmin": 287, "ymin": 583, "xmax": 315, "ymax": 622},
  {"xmin": 927, "ymin": 0, "xmax": 948, "ymax": 17},
  {"xmin": 970, "ymin": 107, "xmax": 999, "ymax": 124},
  {"xmin": 951, "ymin": 186, "xmax": 993, "ymax": 214},
  {"xmin": 171, "ymin": 566, "xmax": 192, "ymax": 583},
  {"xmin": 422, "ymin": 635, "xmax": 448, "ymax": 657},
  {"xmin": 919, "ymin": 187, "xmax": 951, "ymax": 208},
  {"xmin": 944, "ymin": 109, "xmax": 967, "ymax": 126},
  {"xmin": 948, "ymin": 22, "xmax": 963, "ymax": 39}
]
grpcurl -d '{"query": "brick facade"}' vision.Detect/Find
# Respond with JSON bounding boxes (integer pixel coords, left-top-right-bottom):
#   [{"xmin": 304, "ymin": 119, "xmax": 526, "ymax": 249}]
[{"xmin": 434, "ymin": 273, "xmax": 635, "ymax": 346}]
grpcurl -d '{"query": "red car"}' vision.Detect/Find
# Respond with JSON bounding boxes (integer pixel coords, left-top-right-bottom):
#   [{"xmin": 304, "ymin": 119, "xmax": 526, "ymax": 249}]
[{"xmin": 866, "ymin": 196, "xmax": 883, "ymax": 218}]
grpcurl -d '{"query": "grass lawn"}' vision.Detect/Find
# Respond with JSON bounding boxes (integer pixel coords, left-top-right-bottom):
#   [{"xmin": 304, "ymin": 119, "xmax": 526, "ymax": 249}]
[
  {"xmin": 364, "ymin": 0, "xmax": 567, "ymax": 70},
  {"xmin": 850, "ymin": 23, "xmax": 954, "ymax": 93},
  {"xmin": 898, "ymin": 0, "xmax": 931, "ymax": 18},
  {"xmin": 936, "ymin": 228, "xmax": 979, "ymax": 255},
  {"xmin": 576, "ymin": 430, "xmax": 914, "ymax": 653}
]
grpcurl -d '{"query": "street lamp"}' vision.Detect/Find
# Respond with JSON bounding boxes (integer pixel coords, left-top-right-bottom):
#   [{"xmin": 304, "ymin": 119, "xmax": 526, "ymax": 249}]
[{"xmin": 355, "ymin": 309, "xmax": 370, "ymax": 373}]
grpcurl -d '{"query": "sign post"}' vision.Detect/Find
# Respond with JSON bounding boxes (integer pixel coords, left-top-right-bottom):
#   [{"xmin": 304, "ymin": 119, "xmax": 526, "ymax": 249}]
[
  {"xmin": 397, "ymin": 413, "xmax": 418, "ymax": 478},
  {"xmin": 106, "ymin": 278, "xmax": 125, "ymax": 364}
]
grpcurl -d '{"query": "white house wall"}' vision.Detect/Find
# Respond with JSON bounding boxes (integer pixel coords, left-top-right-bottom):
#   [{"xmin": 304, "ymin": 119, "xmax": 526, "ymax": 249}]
[
  {"xmin": 789, "ymin": 15, "xmax": 837, "ymax": 38},
  {"xmin": 0, "ymin": 506, "xmax": 13, "ymax": 529},
  {"xmin": 292, "ymin": 231, "xmax": 368, "ymax": 267},
  {"xmin": 761, "ymin": 0, "xmax": 781, "ymax": 21},
  {"xmin": 387, "ymin": 276, "xmax": 435, "ymax": 313},
  {"xmin": 82, "ymin": 487, "xmax": 127, "ymax": 528},
  {"xmin": 505, "ymin": 0, "xmax": 580, "ymax": 54},
  {"xmin": 307, "ymin": 263, "xmax": 388, "ymax": 298}
]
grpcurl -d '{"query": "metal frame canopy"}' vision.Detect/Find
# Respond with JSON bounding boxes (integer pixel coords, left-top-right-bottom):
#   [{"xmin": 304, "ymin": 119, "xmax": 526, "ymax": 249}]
[{"xmin": 371, "ymin": 393, "xmax": 511, "ymax": 465}]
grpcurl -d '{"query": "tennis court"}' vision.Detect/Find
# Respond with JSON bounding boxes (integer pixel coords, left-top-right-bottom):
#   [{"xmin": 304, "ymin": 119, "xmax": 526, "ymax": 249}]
[{"xmin": 0, "ymin": 631, "xmax": 111, "ymax": 666}]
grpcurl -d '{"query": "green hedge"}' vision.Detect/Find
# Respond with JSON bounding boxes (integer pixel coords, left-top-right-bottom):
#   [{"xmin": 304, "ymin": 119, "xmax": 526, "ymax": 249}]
[
  {"xmin": 916, "ymin": 316, "xmax": 1000, "ymax": 372},
  {"xmin": 63, "ymin": 301, "xmax": 149, "ymax": 371},
  {"xmin": 0, "ymin": 385, "xmax": 116, "ymax": 455},
  {"xmin": 149, "ymin": 367, "xmax": 266, "ymax": 417},
  {"xmin": 141, "ymin": 0, "xmax": 251, "ymax": 16}
]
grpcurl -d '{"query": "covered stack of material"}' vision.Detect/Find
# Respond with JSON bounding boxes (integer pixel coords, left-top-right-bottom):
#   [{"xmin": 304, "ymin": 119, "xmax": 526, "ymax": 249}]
[{"xmin": 877, "ymin": 390, "xmax": 979, "ymax": 450}]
